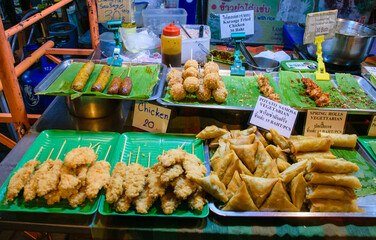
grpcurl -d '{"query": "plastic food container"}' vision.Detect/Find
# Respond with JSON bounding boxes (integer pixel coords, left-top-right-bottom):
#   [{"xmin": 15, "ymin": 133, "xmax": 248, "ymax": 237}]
[
  {"xmin": 142, "ymin": 8, "xmax": 187, "ymax": 36},
  {"xmin": 181, "ymin": 25, "xmax": 211, "ymax": 64}
]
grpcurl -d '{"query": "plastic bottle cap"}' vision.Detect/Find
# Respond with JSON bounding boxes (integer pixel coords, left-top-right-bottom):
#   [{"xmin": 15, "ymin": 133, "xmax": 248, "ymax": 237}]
[{"xmin": 163, "ymin": 23, "xmax": 180, "ymax": 37}]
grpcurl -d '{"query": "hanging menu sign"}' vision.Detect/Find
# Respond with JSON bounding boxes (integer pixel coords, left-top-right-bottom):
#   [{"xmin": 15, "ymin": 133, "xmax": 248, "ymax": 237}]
[
  {"xmin": 97, "ymin": 0, "xmax": 133, "ymax": 23},
  {"xmin": 304, "ymin": 110, "xmax": 346, "ymax": 136},
  {"xmin": 249, "ymin": 96, "xmax": 298, "ymax": 138},
  {"xmin": 303, "ymin": 9, "xmax": 338, "ymax": 44},
  {"xmin": 219, "ymin": 10, "xmax": 254, "ymax": 39},
  {"xmin": 368, "ymin": 115, "xmax": 376, "ymax": 136}
]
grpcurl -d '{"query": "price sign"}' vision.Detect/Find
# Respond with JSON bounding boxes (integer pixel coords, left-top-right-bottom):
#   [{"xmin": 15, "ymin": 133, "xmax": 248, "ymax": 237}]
[
  {"xmin": 368, "ymin": 115, "xmax": 376, "ymax": 136},
  {"xmin": 219, "ymin": 10, "xmax": 254, "ymax": 39},
  {"xmin": 249, "ymin": 96, "xmax": 298, "ymax": 138},
  {"xmin": 132, "ymin": 102, "xmax": 171, "ymax": 133},
  {"xmin": 304, "ymin": 110, "xmax": 346, "ymax": 136},
  {"xmin": 303, "ymin": 10, "xmax": 338, "ymax": 44},
  {"xmin": 97, "ymin": 0, "xmax": 133, "ymax": 23}
]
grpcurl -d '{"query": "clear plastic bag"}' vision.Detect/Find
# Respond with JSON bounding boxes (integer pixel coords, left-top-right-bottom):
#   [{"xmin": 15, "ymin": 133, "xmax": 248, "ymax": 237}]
[{"xmin": 120, "ymin": 28, "xmax": 161, "ymax": 54}]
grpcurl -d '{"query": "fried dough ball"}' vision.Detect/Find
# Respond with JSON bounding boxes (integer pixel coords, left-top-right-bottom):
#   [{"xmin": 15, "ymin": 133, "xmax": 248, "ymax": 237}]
[
  {"xmin": 212, "ymin": 86, "xmax": 228, "ymax": 103},
  {"xmin": 168, "ymin": 76, "xmax": 183, "ymax": 88},
  {"xmin": 170, "ymin": 83, "xmax": 187, "ymax": 101},
  {"xmin": 167, "ymin": 69, "xmax": 182, "ymax": 82},
  {"xmin": 183, "ymin": 77, "xmax": 200, "ymax": 93},
  {"xmin": 184, "ymin": 59, "xmax": 199, "ymax": 70},
  {"xmin": 217, "ymin": 80, "xmax": 225, "ymax": 89},
  {"xmin": 182, "ymin": 67, "xmax": 198, "ymax": 79},
  {"xmin": 203, "ymin": 73, "xmax": 220, "ymax": 89},
  {"xmin": 204, "ymin": 62, "xmax": 219, "ymax": 75},
  {"xmin": 196, "ymin": 84, "xmax": 211, "ymax": 102}
]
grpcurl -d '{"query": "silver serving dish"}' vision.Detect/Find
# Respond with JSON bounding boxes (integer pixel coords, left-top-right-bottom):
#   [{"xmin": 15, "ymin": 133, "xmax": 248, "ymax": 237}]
[{"xmin": 157, "ymin": 70, "xmax": 376, "ymax": 114}]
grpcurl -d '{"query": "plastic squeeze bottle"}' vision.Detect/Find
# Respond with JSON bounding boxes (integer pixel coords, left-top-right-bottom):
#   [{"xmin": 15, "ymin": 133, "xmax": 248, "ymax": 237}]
[{"xmin": 161, "ymin": 23, "xmax": 182, "ymax": 67}]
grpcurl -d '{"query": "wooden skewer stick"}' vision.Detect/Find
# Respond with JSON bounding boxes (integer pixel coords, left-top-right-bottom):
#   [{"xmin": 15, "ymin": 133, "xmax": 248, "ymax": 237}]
[
  {"xmin": 118, "ymin": 67, "xmax": 127, "ymax": 78},
  {"xmin": 192, "ymin": 143, "xmax": 194, "ymax": 154},
  {"xmin": 33, "ymin": 147, "xmax": 44, "ymax": 160},
  {"xmin": 136, "ymin": 146, "xmax": 140, "ymax": 164},
  {"xmin": 89, "ymin": 143, "xmax": 92, "ymax": 148},
  {"xmin": 109, "ymin": 57, "xmax": 115, "ymax": 67},
  {"xmin": 91, "ymin": 143, "xmax": 100, "ymax": 149},
  {"xmin": 147, "ymin": 152, "xmax": 151, "ymax": 168},
  {"xmin": 169, "ymin": 64, "xmax": 173, "ymax": 71},
  {"xmin": 95, "ymin": 145, "xmax": 100, "ymax": 154},
  {"xmin": 162, "ymin": 150, "xmax": 165, "ymax": 155},
  {"xmin": 56, "ymin": 140, "xmax": 67, "ymax": 160},
  {"xmin": 127, "ymin": 63, "xmax": 132, "ymax": 77},
  {"xmin": 47, "ymin": 148, "xmax": 54, "ymax": 160},
  {"xmin": 128, "ymin": 153, "xmax": 132, "ymax": 165},
  {"xmin": 191, "ymin": 48, "xmax": 193, "ymax": 60},
  {"xmin": 298, "ymin": 70, "xmax": 304, "ymax": 79},
  {"xmin": 121, "ymin": 139, "xmax": 127, "ymax": 163},
  {"xmin": 180, "ymin": 142, "xmax": 186, "ymax": 149},
  {"xmin": 90, "ymin": 50, "xmax": 96, "ymax": 61},
  {"xmin": 104, "ymin": 145, "xmax": 111, "ymax": 161}
]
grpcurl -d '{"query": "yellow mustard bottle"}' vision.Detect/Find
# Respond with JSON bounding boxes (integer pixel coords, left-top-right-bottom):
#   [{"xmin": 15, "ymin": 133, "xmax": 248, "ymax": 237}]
[{"xmin": 161, "ymin": 23, "xmax": 182, "ymax": 67}]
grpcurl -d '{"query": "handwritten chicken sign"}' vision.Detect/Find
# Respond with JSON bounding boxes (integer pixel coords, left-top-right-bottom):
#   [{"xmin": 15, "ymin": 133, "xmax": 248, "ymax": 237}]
[{"xmin": 97, "ymin": 0, "xmax": 133, "ymax": 23}]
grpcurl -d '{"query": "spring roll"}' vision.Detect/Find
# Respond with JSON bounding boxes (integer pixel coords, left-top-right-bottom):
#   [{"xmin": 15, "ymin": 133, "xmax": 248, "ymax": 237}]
[
  {"xmin": 318, "ymin": 132, "xmax": 357, "ymax": 148},
  {"xmin": 276, "ymin": 158, "xmax": 291, "ymax": 172},
  {"xmin": 305, "ymin": 172, "xmax": 362, "ymax": 189},
  {"xmin": 306, "ymin": 158, "xmax": 359, "ymax": 174},
  {"xmin": 310, "ymin": 199, "xmax": 363, "ymax": 212},
  {"xmin": 279, "ymin": 160, "xmax": 308, "ymax": 183},
  {"xmin": 291, "ymin": 151, "xmax": 336, "ymax": 162},
  {"xmin": 266, "ymin": 145, "xmax": 288, "ymax": 162},
  {"xmin": 289, "ymin": 137, "xmax": 333, "ymax": 153},
  {"xmin": 270, "ymin": 128, "xmax": 290, "ymax": 150},
  {"xmin": 306, "ymin": 185, "xmax": 357, "ymax": 201}
]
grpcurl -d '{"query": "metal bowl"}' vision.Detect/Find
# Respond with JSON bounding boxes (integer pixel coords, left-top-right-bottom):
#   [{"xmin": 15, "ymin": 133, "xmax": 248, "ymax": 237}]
[
  {"xmin": 247, "ymin": 57, "xmax": 280, "ymax": 72},
  {"xmin": 307, "ymin": 19, "xmax": 376, "ymax": 66},
  {"xmin": 65, "ymin": 96, "xmax": 121, "ymax": 119}
]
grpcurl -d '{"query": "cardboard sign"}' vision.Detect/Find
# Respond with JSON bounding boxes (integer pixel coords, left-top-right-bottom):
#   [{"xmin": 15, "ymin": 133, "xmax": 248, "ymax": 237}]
[
  {"xmin": 132, "ymin": 102, "xmax": 171, "ymax": 133},
  {"xmin": 249, "ymin": 96, "xmax": 298, "ymax": 138},
  {"xmin": 304, "ymin": 110, "xmax": 346, "ymax": 136},
  {"xmin": 219, "ymin": 10, "xmax": 254, "ymax": 39},
  {"xmin": 303, "ymin": 10, "xmax": 338, "ymax": 44},
  {"xmin": 97, "ymin": 0, "xmax": 133, "ymax": 23},
  {"xmin": 368, "ymin": 115, "xmax": 376, "ymax": 136}
]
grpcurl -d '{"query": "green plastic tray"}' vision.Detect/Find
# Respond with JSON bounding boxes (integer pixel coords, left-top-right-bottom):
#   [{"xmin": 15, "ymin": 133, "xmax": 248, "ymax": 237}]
[
  {"xmin": 0, "ymin": 130, "xmax": 120, "ymax": 214},
  {"xmin": 357, "ymin": 137, "xmax": 376, "ymax": 164},
  {"xmin": 99, "ymin": 132, "xmax": 209, "ymax": 218}
]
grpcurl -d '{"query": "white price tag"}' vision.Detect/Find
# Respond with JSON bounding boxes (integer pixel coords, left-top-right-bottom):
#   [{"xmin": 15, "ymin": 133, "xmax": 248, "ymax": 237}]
[
  {"xmin": 365, "ymin": 67, "xmax": 376, "ymax": 77},
  {"xmin": 249, "ymin": 96, "xmax": 298, "ymax": 138},
  {"xmin": 304, "ymin": 110, "xmax": 346, "ymax": 136},
  {"xmin": 368, "ymin": 115, "xmax": 376, "ymax": 136},
  {"xmin": 303, "ymin": 10, "xmax": 338, "ymax": 44},
  {"xmin": 132, "ymin": 102, "xmax": 171, "ymax": 133},
  {"xmin": 219, "ymin": 10, "xmax": 254, "ymax": 39}
]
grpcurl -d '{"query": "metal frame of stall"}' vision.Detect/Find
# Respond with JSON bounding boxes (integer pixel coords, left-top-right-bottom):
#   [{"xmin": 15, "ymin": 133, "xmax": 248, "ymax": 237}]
[{"xmin": 0, "ymin": 0, "xmax": 100, "ymax": 149}]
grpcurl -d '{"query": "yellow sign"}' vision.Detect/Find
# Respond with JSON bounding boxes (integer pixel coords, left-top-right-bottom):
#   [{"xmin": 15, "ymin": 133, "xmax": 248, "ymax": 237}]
[
  {"xmin": 303, "ymin": 10, "xmax": 338, "ymax": 44},
  {"xmin": 97, "ymin": 0, "xmax": 133, "ymax": 23},
  {"xmin": 304, "ymin": 110, "xmax": 346, "ymax": 136},
  {"xmin": 368, "ymin": 115, "xmax": 376, "ymax": 136},
  {"xmin": 132, "ymin": 102, "xmax": 171, "ymax": 133}
]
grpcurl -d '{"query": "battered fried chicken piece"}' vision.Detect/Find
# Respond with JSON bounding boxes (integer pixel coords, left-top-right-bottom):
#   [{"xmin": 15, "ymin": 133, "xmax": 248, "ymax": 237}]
[
  {"xmin": 157, "ymin": 148, "xmax": 187, "ymax": 167},
  {"xmin": 160, "ymin": 164, "xmax": 184, "ymax": 183},
  {"xmin": 37, "ymin": 159, "xmax": 64, "ymax": 197},
  {"xmin": 171, "ymin": 175, "xmax": 198, "ymax": 200},
  {"xmin": 114, "ymin": 194, "xmax": 132, "ymax": 213},
  {"xmin": 106, "ymin": 162, "xmax": 127, "ymax": 204},
  {"xmin": 147, "ymin": 163, "xmax": 167, "ymax": 198},
  {"xmin": 123, "ymin": 163, "xmax": 148, "ymax": 198},
  {"xmin": 133, "ymin": 188, "xmax": 156, "ymax": 214},
  {"xmin": 187, "ymin": 187, "xmax": 206, "ymax": 212},
  {"xmin": 76, "ymin": 165, "xmax": 88, "ymax": 186},
  {"xmin": 6, "ymin": 159, "xmax": 40, "ymax": 202},
  {"xmin": 257, "ymin": 75, "xmax": 280, "ymax": 103},
  {"xmin": 44, "ymin": 190, "xmax": 61, "ymax": 205},
  {"xmin": 58, "ymin": 165, "xmax": 80, "ymax": 199},
  {"xmin": 161, "ymin": 187, "xmax": 181, "ymax": 215},
  {"xmin": 23, "ymin": 160, "xmax": 53, "ymax": 202},
  {"xmin": 64, "ymin": 147, "xmax": 98, "ymax": 168},
  {"xmin": 68, "ymin": 186, "xmax": 87, "ymax": 208},
  {"xmin": 86, "ymin": 160, "xmax": 111, "ymax": 200},
  {"xmin": 181, "ymin": 153, "xmax": 207, "ymax": 180}
]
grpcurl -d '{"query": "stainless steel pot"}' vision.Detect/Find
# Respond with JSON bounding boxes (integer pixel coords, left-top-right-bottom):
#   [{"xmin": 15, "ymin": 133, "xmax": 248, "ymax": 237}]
[
  {"xmin": 307, "ymin": 19, "xmax": 376, "ymax": 66},
  {"xmin": 65, "ymin": 96, "xmax": 121, "ymax": 119}
]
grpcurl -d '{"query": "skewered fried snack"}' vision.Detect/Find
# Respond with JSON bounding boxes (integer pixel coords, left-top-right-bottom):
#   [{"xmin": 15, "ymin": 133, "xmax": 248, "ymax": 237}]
[
  {"xmin": 161, "ymin": 187, "xmax": 181, "ymax": 215},
  {"xmin": 169, "ymin": 83, "xmax": 187, "ymax": 101},
  {"xmin": 119, "ymin": 65, "xmax": 133, "ymax": 96},
  {"xmin": 7, "ymin": 159, "xmax": 40, "ymax": 202},
  {"xmin": 37, "ymin": 159, "xmax": 64, "ymax": 197},
  {"xmin": 167, "ymin": 68, "xmax": 182, "ymax": 82},
  {"xmin": 106, "ymin": 162, "xmax": 127, "ymax": 204},
  {"xmin": 123, "ymin": 163, "xmax": 148, "ymax": 198},
  {"xmin": 195, "ymin": 84, "xmax": 211, "ymax": 102},
  {"xmin": 204, "ymin": 61, "xmax": 219, "ymax": 75},
  {"xmin": 107, "ymin": 67, "xmax": 127, "ymax": 95},
  {"xmin": 71, "ymin": 61, "xmax": 95, "ymax": 92},
  {"xmin": 182, "ymin": 67, "xmax": 199, "ymax": 79},
  {"xmin": 203, "ymin": 73, "xmax": 220, "ymax": 90},
  {"xmin": 301, "ymin": 77, "xmax": 330, "ymax": 107},
  {"xmin": 91, "ymin": 64, "xmax": 112, "ymax": 92},
  {"xmin": 184, "ymin": 59, "xmax": 199, "ymax": 70},
  {"xmin": 64, "ymin": 147, "xmax": 98, "ymax": 169},
  {"xmin": 187, "ymin": 186, "xmax": 207, "ymax": 212},
  {"xmin": 183, "ymin": 77, "xmax": 200, "ymax": 93},
  {"xmin": 86, "ymin": 160, "xmax": 111, "ymax": 200},
  {"xmin": 257, "ymin": 75, "xmax": 280, "ymax": 103},
  {"xmin": 24, "ymin": 160, "xmax": 53, "ymax": 201},
  {"xmin": 68, "ymin": 186, "xmax": 87, "ymax": 208}
]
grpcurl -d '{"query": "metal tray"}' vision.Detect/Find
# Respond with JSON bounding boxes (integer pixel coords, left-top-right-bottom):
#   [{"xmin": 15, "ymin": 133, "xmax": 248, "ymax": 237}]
[
  {"xmin": 207, "ymin": 142, "xmax": 376, "ymax": 218},
  {"xmin": 157, "ymin": 70, "xmax": 376, "ymax": 114},
  {"xmin": 35, "ymin": 59, "xmax": 167, "ymax": 101}
]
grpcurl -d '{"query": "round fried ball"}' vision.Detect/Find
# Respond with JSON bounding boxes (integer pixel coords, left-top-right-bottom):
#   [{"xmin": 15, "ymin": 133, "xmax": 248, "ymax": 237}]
[
  {"xmin": 182, "ymin": 67, "xmax": 198, "ymax": 79},
  {"xmin": 183, "ymin": 77, "xmax": 200, "ymax": 93},
  {"xmin": 212, "ymin": 87, "xmax": 228, "ymax": 103},
  {"xmin": 196, "ymin": 84, "xmax": 211, "ymax": 102},
  {"xmin": 204, "ymin": 62, "xmax": 219, "ymax": 75},
  {"xmin": 217, "ymin": 80, "xmax": 225, "ymax": 89},
  {"xmin": 168, "ymin": 76, "xmax": 183, "ymax": 88},
  {"xmin": 184, "ymin": 59, "xmax": 199, "ymax": 70},
  {"xmin": 203, "ymin": 73, "xmax": 220, "ymax": 89},
  {"xmin": 167, "ymin": 69, "xmax": 181, "ymax": 82},
  {"xmin": 170, "ymin": 83, "xmax": 186, "ymax": 101}
]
